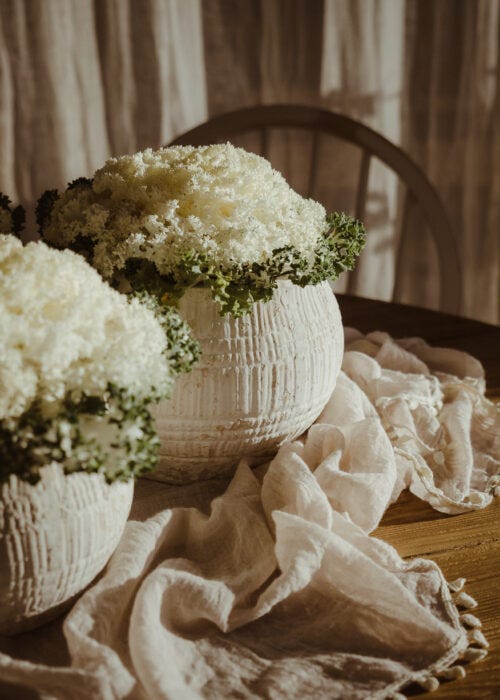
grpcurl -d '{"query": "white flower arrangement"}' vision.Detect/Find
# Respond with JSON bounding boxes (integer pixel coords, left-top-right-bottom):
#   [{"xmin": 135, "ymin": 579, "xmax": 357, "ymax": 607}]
[
  {"xmin": 38, "ymin": 144, "xmax": 365, "ymax": 316},
  {"xmin": 0, "ymin": 235, "xmax": 198, "ymax": 483}
]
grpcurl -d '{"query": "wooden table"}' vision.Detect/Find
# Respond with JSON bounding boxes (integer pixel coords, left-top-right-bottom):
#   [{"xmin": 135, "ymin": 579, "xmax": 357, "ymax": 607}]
[
  {"xmin": 338, "ymin": 295, "xmax": 500, "ymax": 699},
  {"xmin": 1, "ymin": 297, "xmax": 498, "ymax": 699}
]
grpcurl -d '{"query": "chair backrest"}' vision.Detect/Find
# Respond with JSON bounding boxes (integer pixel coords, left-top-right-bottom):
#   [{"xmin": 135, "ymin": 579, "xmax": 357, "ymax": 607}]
[{"xmin": 170, "ymin": 104, "xmax": 461, "ymax": 314}]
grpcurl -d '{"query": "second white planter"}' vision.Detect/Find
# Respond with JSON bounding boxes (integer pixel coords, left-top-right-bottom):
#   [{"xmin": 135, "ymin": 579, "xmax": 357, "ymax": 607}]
[
  {"xmin": 0, "ymin": 464, "xmax": 133, "ymax": 634},
  {"xmin": 151, "ymin": 280, "xmax": 343, "ymax": 483}
]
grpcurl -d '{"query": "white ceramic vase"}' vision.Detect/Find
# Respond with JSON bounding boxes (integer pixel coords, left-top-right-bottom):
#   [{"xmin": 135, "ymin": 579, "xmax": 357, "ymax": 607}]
[
  {"xmin": 151, "ymin": 280, "xmax": 343, "ymax": 483},
  {"xmin": 0, "ymin": 463, "xmax": 133, "ymax": 634}
]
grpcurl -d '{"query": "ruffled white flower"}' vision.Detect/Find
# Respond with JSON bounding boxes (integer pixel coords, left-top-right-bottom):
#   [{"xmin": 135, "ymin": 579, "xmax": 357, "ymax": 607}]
[
  {"xmin": 43, "ymin": 144, "xmax": 327, "ymax": 278},
  {"xmin": 0, "ymin": 235, "xmax": 171, "ymax": 421}
]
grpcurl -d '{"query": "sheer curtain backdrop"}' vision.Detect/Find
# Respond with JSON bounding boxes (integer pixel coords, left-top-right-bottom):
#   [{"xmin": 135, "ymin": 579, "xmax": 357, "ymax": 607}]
[{"xmin": 0, "ymin": 0, "xmax": 498, "ymax": 322}]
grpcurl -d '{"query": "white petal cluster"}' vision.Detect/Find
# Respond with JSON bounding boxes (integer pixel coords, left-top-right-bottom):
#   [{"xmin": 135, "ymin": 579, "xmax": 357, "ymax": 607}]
[
  {"xmin": 0, "ymin": 236, "xmax": 171, "ymax": 420},
  {"xmin": 44, "ymin": 144, "xmax": 327, "ymax": 278}
]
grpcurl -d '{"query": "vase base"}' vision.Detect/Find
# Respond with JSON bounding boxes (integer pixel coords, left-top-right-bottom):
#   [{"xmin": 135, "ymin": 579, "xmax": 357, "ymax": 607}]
[
  {"xmin": 0, "ymin": 591, "xmax": 79, "ymax": 636},
  {"xmin": 145, "ymin": 445, "xmax": 278, "ymax": 485}
]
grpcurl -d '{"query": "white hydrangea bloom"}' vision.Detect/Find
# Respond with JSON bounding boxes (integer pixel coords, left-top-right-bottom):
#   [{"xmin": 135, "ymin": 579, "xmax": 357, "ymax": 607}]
[
  {"xmin": 0, "ymin": 235, "xmax": 171, "ymax": 420},
  {"xmin": 44, "ymin": 144, "xmax": 327, "ymax": 278}
]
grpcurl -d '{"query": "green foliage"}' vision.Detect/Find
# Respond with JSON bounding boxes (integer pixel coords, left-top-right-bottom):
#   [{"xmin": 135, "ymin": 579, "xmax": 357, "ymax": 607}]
[
  {"xmin": 131, "ymin": 291, "xmax": 201, "ymax": 375},
  {"xmin": 67, "ymin": 177, "xmax": 93, "ymax": 190},
  {"xmin": 290, "ymin": 212, "xmax": 367, "ymax": 286},
  {"xmin": 0, "ymin": 193, "xmax": 25, "ymax": 239},
  {"xmin": 0, "ymin": 384, "xmax": 160, "ymax": 485},
  {"xmin": 36, "ymin": 189, "xmax": 60, "ymax": 234}
]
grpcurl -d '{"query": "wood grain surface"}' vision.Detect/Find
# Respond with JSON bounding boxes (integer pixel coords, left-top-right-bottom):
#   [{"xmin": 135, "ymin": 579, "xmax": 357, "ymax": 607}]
[{"xmin": 339, "ymin": 295, "xmax": 500, "ymax": 699}]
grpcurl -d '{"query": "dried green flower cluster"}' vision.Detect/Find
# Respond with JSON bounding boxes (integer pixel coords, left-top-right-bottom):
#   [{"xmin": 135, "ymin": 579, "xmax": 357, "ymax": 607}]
[{"xmin": 37, "ymin": 145, "xmax": 365, "ymax": 316}]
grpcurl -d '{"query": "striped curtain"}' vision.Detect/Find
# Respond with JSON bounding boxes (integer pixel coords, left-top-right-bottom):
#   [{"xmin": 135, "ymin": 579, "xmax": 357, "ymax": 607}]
[{"xmin": 0, "ymin": 0, "xmax": 498, "ymax": 322}]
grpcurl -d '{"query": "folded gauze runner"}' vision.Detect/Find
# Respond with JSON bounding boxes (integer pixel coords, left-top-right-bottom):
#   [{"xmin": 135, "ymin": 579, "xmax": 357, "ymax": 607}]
[{"xmin": 1, "ymin": 330, "xmax": 498, "ymax": 699}]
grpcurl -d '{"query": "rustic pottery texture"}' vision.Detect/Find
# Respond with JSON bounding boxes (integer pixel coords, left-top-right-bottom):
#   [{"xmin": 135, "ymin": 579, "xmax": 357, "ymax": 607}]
[
  {"xmin": 0, "ymin": 464, "xmax": 133, "ymax": 635},
  {"xmin": 152, "ymin": 281, "xmax": 343, "ymax": 483}
]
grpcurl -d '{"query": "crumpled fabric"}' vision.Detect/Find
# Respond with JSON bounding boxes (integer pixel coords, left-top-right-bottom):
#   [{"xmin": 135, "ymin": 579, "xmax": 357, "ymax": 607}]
[
  {"xmin": 342, "ymin": 329, "xmax": 498, "ymax": 513},
  {"xmin": 1, "ymin": 331, "xmax": 498, "ymax": 699}
]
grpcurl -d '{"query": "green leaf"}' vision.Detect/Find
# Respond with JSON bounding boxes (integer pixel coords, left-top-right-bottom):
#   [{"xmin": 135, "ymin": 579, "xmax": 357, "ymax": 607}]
[
  {"xmin": 36, "ymin": 189, "xmax": 60, "ymax": 235},
  {"xmin": 130, "ymin": 290, "xmax": 201, "ymax": 376},
  {"xmin": 0, "ymin": 192, "xmax": 26, "ymax": 240}
]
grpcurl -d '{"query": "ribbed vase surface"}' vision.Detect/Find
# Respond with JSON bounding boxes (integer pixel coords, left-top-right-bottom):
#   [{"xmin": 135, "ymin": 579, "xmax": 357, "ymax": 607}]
[
  {"xmin": 152, "ymin": 280, "xmax": 343, "ymax": 483},
  {"xmin": 0, "ymin": 464, "xmax": 133, "ymax": 634}
]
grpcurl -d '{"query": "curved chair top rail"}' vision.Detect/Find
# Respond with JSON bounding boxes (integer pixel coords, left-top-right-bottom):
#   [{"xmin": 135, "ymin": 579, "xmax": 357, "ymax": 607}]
[{"xmin": 170, "ymin": 104, "xmax": 461, "ymax": 314}]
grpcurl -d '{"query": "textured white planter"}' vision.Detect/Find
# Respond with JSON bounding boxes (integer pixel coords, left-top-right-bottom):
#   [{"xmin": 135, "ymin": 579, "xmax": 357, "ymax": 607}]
[
  {"xmin": 151, "ymin": 280, "xmax": 343, "ymax": 483},
  {"xmin": 0, "ymin": 463, "xmax": 133, "ymax": 635}
]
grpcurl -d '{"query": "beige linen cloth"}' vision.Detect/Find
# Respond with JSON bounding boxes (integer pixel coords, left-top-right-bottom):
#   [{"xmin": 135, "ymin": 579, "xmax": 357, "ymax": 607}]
[{"xmin": 0, "ymin": 330, "xmax": 498, "ymax": 699}]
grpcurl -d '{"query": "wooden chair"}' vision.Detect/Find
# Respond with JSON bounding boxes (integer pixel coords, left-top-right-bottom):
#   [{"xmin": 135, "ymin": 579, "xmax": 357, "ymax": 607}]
[{"xmin": 169, "ymin": 104, "xmax": 461, "ymax": 314}]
